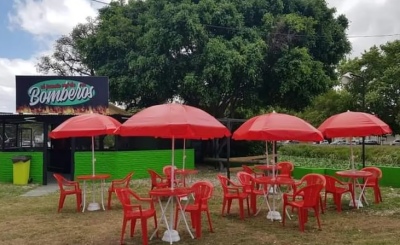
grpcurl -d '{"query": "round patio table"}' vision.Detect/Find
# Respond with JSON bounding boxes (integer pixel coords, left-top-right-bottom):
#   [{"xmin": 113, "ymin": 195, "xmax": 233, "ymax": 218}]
[
  {"xmin": 76, "ymin": 174, "xmax": 110, "ymax": 212},
  {"xmin": 175, "ymin": 169, "xmax": 199, "ymax": 187},
  {"xmin": 336, "ymin": 170, "xmax": 373, "ymax": 208},
  {"xmin": 254, "ymin": 176, "xmax": 295, "ymax": 220}
]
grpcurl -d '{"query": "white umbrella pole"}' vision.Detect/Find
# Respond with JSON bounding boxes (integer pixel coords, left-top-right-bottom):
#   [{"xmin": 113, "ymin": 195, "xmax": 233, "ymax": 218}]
[
  {"xmin": 92, "ymin": 136, "xmax": 95, "ymax": 176},
  {"xmin": 169, "ymin": 137, "xmax": 175, "ymax": 237},
  {"xmin": 171, "ymin": 137, "xmax": 175, "ymax": 189},
  {"xmin": 91, "ymin": 136, "xmax": 96, "ymax": 204},
  {"xmin": 350, "ymin": 137, "xmax": 355, "ymax": 170},
  {"xmin": 182, "ymin": 139, "xmax": 186, "ymax": 170},
  {"xmin": 265, "ymin": 141, "xmax": 269, "ymax": 176}
]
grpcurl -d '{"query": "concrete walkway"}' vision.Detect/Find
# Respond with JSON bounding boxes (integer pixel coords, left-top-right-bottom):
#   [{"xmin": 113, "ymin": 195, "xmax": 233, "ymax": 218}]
[{"xmin": 21, "ymin": 184, "xmax": 59, "ymax": 197}]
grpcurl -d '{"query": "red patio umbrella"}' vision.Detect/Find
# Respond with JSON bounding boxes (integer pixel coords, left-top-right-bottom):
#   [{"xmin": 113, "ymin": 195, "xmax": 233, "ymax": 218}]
[
  {"xmin": 318, "ymin": 110, "xmax": 392, "ymax": 138},
  {"xmin": 318, "ymin": 110, "xmax": 392, "ymax": 170},
  {"xmin": 114, "ymin": 103, "xmax": 230, "ymax": 241},
  {"xmin": 233, "ymin": 112, "xmax": 324, "ymax": 141},
  {"xmin": 232, "ymin": 111, "xmax": 323, "ymax": 221},
  {"xmin": 50, "ymin": 113, "xmax": 121, "ymax": 175},
  {"xmin": 114, "ymin": 103, "xmax": 231, "ymax": 184},
  {"xmin": 115, "ymin": 103, "xmax": 231, "ymax": 139}
]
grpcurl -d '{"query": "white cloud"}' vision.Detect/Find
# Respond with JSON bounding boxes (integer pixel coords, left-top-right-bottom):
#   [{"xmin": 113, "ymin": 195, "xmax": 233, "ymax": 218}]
[
  {"xmin": 8, "ymin": 0, "xmax": 99, "ymax": 36},
  {"xmin": 0, "ymin": 58, "xmax": 38, "ymax": 112},
  {"xmin": 0, "ymin": 0, "xmax": 109, "ymax": 113},
  {"xmin": 327, "ymin": 0, "xmax": 400, "ymax": 57}
]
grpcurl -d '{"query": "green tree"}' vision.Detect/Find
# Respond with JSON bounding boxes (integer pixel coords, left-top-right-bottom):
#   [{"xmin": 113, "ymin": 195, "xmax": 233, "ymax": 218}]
[
  {"xmin": 40, "ymin": 0, "xmax": 351, "ymax": 116},
  {"xmin": 338, "ymin": 40, "xmax": 400, "ymax": 133},
  {"xmin": 36, "ymin": 18, "xmax": 97, "ymax": 76},
  {"xmin": 300, "ymin": 89, "xmax": 355, "ymax": 127}
]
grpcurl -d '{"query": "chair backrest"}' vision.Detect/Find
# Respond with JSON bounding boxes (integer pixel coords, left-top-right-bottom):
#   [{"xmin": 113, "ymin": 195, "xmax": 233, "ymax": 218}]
[
  {"xmin": 53, "ymin": 173, "xmax": 67, "ymax": 191},
  {"xmin": 115, "ymin": 188, "xmax": 141, "ymax": 214},
  {"xmin": 115, "ymin": 188, "xmax": 131, "ymax": 214},
  {"xmin": 300, "ymin": 173, "xmax": 326, "ymax": 187},
  {"xmin": 191, "ymin": 181, "xmax": 214, "ymax": 206},
  {"xmin": 148, "ymin": 170, "xmax": 163, "ymax": 185},
  {"xmin": 361, "ymin": 167, "xmax": 382, "ymax": 181},
  {"xmin": 217, "ymin": 174, "xmax": 236, "ymax": 194},
  {"xmin": 237, "ymin": 171, "xmax": 255, "ymax": 192},
  {"xmin": 123, "ymin": 172, "xmax": 134, "ymax": 185},
  {"xmin": 296, "ymin": 184, "xmax": 324, "ymax": 208},
  {"xmin": 277, "ymin": 161, "xmax": 294, "ymax": 177},
  {"xmin": 163, "ymin": 165, "xmax": 178, "ymax": 178},
  {"xmin": 324, "ymin": 175, "xmax": 341, "ymax": 192},
  {"xmin": 242, "ymin": 165, "xmax": 255, "ymax": 175}
]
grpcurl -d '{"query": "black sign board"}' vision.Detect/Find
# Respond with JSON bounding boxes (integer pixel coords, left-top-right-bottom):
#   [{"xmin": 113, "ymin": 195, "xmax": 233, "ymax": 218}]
[{"xmin": 16, "ymin": 76, "xmax": 109, "ymax": 114}]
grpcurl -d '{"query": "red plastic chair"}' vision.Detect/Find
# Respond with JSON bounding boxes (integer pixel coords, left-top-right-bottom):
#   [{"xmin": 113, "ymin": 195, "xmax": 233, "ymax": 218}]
[
  {"xmin": 242, "ymin": 165, "xmax": 264, "ymax": 178},
  {"xmin": 174, "ymin": 181, "xmax": 214, "ymax": 238},
  {"xmin": 293, "ymin": 173, "xmax": 326, "ymax": 213},
  {"xmin": 148, "ymin": 169, "xmax": 169, "ymax": 190},
  {"xmin": 115, "ymin": 188, "xmax": 158, "ymax": 245},
  {"xmin": 359, "ymin": 167, "xmax": 383, "ymax": 203},
  {"xmin": 217, "ymin": 174, "xmax": 250, "ymax": 220},
  {"xmin": 324, "ymin": 175, "xmax": 354, "ymax": 212},
  {"xmin": 163, "ymin": 165, "xmax": 181, "ymax": 187},
  {"xmin": 53, "ymin": 173, "xmax": 82, "ymax": 213},
  {"xmin": 107, "ymin": 172, "xmax": 134, "ymax": 209},
  {"xmin": 283, "ymin": 184, "xmax": 324, "ymax": 231},
  {"xmin": 276, "ymin": 161, "xmax": 294, "ymax": 178},
  {"xmin": 236, "ymin": 171, "xmax": 264, "ymax": 215}
]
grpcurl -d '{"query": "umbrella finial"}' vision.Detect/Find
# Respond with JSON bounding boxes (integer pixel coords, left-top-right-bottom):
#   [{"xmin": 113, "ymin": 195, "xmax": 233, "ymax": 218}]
[{"xmin": 272, "ymin": 110, "xmax": 276, "ymax": 113}]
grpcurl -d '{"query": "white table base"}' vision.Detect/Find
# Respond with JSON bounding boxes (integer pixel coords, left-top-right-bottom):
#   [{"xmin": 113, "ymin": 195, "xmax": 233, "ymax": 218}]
[
  {"xmin": 162, "ymin": 230, "xmax": 180, "ymax": 243},
  {"xmin": 81, "ymin": 180, "xmax": 106, "ymax": 212},
  {"xmin": 150, "ymin": 195, "xmax": 194, "ymax": 244}
]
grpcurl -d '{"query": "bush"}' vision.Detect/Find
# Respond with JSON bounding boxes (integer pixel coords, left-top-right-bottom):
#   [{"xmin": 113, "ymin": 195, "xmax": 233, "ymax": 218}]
[{"xmin": 278, "ymin": 144, "xmax": 400, "ymax": 168}]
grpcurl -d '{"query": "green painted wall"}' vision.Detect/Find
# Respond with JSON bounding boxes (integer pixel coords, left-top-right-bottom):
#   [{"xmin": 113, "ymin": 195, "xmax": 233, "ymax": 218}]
[
  {"xmin": 74, "ymin": 149, "xmax": 195, "ymax": 180},
  {"xmin": 0, "ymin": 152, "xmax": 43, "ymax": 184}
]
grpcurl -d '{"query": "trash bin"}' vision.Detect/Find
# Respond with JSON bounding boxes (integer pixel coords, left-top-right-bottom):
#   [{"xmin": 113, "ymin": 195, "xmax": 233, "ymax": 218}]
[{"xmin": 12, "ymin": 155, "xmax": 31, "ymax": 185}]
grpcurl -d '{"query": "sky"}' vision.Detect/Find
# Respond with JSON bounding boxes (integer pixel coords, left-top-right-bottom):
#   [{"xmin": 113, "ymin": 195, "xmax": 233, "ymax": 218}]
[{"xmin": 1, "ymin": 0, "xmax": 400, "ymax": 113}]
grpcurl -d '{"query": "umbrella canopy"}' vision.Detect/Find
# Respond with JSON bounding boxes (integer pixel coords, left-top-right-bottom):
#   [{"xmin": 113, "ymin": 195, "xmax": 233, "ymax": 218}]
[
  {"xmin": 50, "ymin": 113, "xmax": 121, "ymax": 176},
  {"xmin": 318, "ymin": 111, "xmax": 392, "ymax": 138},
  {"xmin": 50, "ymin": 113, "xmax": 121, "ymax": 139},
  {"xmin": 232, "ymin": 112, "xmax": 323, "ymax": 141},
  {"xmin": 114, "ymin": 103, "xmax": 231, "ymax": 139}
]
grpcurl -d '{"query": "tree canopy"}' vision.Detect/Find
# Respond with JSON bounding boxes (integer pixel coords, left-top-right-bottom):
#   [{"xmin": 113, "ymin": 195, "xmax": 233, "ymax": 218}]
[
  {"xmin": 37, "ymin": 0, "xmax": 351, "ymax": 118},
  {"xmin": 338, "ymin": 40, "xmax": 400, "ymax": 133}
]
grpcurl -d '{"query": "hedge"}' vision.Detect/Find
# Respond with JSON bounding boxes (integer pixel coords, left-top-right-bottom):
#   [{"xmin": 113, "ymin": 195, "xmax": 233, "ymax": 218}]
[{"xmin": 278, "ymin": 144, "xmax": 400, "ymax": 168}]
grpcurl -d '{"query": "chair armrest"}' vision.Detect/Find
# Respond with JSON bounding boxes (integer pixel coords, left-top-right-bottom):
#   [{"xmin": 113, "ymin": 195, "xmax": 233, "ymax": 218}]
[{"xmin": 227, "ymin": 186, "xmax": 241, "ymax": 194}]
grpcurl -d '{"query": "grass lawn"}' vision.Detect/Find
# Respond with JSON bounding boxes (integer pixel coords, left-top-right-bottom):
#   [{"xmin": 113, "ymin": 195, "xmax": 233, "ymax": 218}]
[{"xmin": 1, "ymin": 168, "xmax": 400, "ymax": 245}]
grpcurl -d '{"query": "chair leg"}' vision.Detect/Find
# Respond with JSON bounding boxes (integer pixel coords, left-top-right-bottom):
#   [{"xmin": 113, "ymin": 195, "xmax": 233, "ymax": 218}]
[
  {"xmin": 196, "ymin": 210, "xmax": 202, "ymax": 239},
  {"xmin": 227, "ymin": 199, "xmax": 232, "ymax": 214},
  {"xmin": 190, "ymin": 212, "xmax": 196, "ymax": 229},
  {"xmin": 141, "ymin": 218, "xmax": 148, "ymax": 245},
  {"xmin": 206, "ymin": 210, "xmax": 213, "ymax": 232},
  {"xmin": 319, "ymin": 195, "xmax": 324, "ymax": 214},
  {"xmin": 154, "ymin": 214, "xmax": 159, "ymax": 238},
  {"xmin": 378, "ymin": 187, "xmax": 383, "ymax": 202},
  {"xmin": 75, "ymin": 193, "xmax": 81, "ymax": 212},
  {"xmin": 120, "ymin": 218, "xmax": 128, "ymax": 245},
  {"xmin": 282, "ymin": 205, "xmax": 287, "ymax": 227},
  {"xmin": 221, "ymin": 198, "xmax": 226, "ymax": 216},
  {"xmin": 314, "ymin": 207, "xmax": 322, "ymax": 230},
  {"xmin": 58, "ymin": 193, "xmax": 66, "ymax": 212},
  {"xmin": 373, "ymin": 186, "xmax": 380, "ymax": 204},
  {"xmin": 107, "ymin": 190, "xmax": 113, "ymax": 210},
  {"xmin": 130, "ymin": 219, "xmax": 136, "ymax": 237},
  {"xmin": 298, "ymin": 208, "xmax": 304, "ymax": 232},
  {"xmin": 246, "ymin": 197, "xmax": 250, "ymax": 217},
  {"xmin": 238, "ymin": 199, "xmax": 244, "ymax": 220}
]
